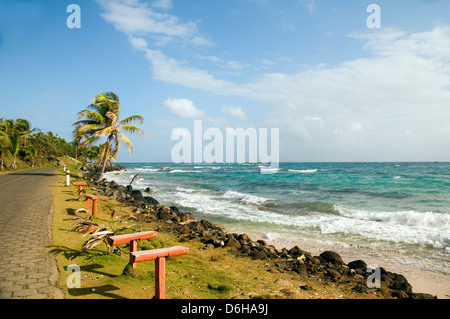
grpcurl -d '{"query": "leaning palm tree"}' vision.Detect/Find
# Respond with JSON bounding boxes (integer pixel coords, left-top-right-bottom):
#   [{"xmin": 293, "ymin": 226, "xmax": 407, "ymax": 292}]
[
  {"xmin": 5, "ymin": 129, "xmax": 24, "ymax": 170},
  {"xmin": 74, "ymin": 92, "xmax": 145, "ymax": 181}
]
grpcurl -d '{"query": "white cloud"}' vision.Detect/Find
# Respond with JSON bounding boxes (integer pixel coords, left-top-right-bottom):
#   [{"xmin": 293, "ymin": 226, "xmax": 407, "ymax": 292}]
[
  {"xmin": 128, "ymin": 36, "xmax": 148, "ymax": 50},
  {"xmin": 97, "ymin": 0, "xmax": 211, "ymax": 46},
  {"xmin": 222, "ymin": 106, "xmax": 247, "ymax": 121},
  {"xmin": 144, "ymin": 49, "xmax": 246, "ymax": 96},
  {"xmin": 151, "ymin": 0, "xmax": 172, "ymax": 10},
  {"xmin": 163, "ymin": 98, "xmax": 206, "ymax": 119}
]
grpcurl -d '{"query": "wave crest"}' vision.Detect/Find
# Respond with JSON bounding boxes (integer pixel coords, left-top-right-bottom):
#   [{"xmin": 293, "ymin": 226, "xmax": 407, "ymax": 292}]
[
  {"xmin": 288, "ymin": 169, "xmax": 318, "ymax": 173},
  {"xmin": 222, "ymin": 190, "xmax": 271, "ymax": 205}
]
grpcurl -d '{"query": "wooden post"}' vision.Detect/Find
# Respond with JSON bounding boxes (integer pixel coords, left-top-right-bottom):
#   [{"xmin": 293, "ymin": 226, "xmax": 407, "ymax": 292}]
[
  {"xmin": 85, "ymin": 195, "xmax": 98, "ymax": 217},
  {"xmin": 72, "ymin": 182, "xmax": 87, "ymax": 195},
  {"xmin": 130, "ymin": 240, "xmax": 138, "ymax": 269},
  {"xmin": 92, "ymin": 197, "xmax": 97, "ymax": 217},
  {"xmin": 130, "ymin": 246, "xmax": 189, "ymax": 299},
  {"xmin": 155, "ymin": 257, "xmax": 166, "ymax": 299}
]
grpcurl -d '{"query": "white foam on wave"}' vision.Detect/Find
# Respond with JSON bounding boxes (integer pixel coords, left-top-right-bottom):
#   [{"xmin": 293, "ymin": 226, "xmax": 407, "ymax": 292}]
[
  {"xmin": 222, "ymin": 190, "xmax": 272, "ymax": 205},
  {"xmin": 135, "ymin": 168, "xmax": 160, "ymax": 172},
  {"xmin": 175, "ymin": 186, "xmax": 209, "ymax": 194},
  {"xmin": 156, "ymin": 188, "xmax": 278, "ymax": 224},
  {"xmin": 170, "ymin": 169, "xmax": 199, "ymax": 174},
  {"xmin": 259, "ymin": 167, "xmax": 279, "ymax": 173},
  {"xmin": 335, "ymin": 205, "xmax": 450, "ymax": 229},
  {"xmin": 288, "ymin": 169, "xmax": 318, "ymax": 173},
  {"xmin": 327, "ymin": 205, "xmax": 450, "ymax": 248}
]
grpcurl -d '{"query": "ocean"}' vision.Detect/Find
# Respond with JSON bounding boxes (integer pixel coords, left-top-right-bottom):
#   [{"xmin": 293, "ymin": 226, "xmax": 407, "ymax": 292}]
[{"xmin": 104, "ymin": 162, "xmax": 450, "ymax": 297}]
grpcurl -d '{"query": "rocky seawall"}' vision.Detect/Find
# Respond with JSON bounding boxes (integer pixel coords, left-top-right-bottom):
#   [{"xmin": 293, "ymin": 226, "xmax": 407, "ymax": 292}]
[{"xmin": 79, "ymin": 165, "xmax": 436, "ymax": 299}]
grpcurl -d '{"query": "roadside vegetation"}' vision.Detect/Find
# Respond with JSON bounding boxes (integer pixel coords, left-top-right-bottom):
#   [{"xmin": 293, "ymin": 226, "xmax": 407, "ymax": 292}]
[
  {"xmin": 0, "ymin": 118, "xmax": 76, "ymax": 171},
  {"xmin": 1, "ymin": 91, "xmax": 144, "ymax": 176}
]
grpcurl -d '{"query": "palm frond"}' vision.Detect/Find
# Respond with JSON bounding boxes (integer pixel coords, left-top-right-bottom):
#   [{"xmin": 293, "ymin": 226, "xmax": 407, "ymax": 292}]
[
  {"xmin": 121, "ymin": 125, "xmax": 145, "ymax": 136},
  {"xmin": 80, "ymin": 136, "xmax": 100, "ymax": 148},
  {"xmin": 77, "ymin": 110, "xmax": 106, "ymax": 124},
  {"xmin": 81, "ymin": 229, "xmax": 115, "ymax": 251},
  {"xmin": 95, "ymin": 126, "xmax": 115, "ymax": 137},
  {"xmin": 119, "ymin": 115, "xmax": 144, "ymax": 125},
  {"xmin": 77, "ymin": 124, "xmax": 104, "ymax": 135},
  {"xmin": 119, "ymin": 133, "xmax": 133, "ymax": 154}
]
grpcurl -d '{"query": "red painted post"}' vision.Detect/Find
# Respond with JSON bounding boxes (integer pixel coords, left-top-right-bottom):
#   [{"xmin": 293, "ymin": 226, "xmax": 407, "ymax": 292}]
[
  {"xmin": 130, "ymin": 246, "xmax": 189, "ymax": 299},
  {"xmin": 72, "ymin": 182, "xmax": 88, "ymax": 195},
  {"xmin": 130, "ymin": 240, "xmax": 138, "ymax": 269},
  {"xmin": 92, "ymin": 197, "xmax": 97, "ymax": 217},
  {"xmin": 85, "ymin": 195, "xmax": 99, "ymax": 217},
  {"xmin": 155, "ymin": 257, "xmax": 166, "ymax": 299}
]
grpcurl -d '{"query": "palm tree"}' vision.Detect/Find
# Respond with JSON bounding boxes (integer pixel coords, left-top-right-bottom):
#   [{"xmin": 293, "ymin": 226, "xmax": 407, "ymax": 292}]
[
  {"xmin": 0, "ymin": 119, "xmax": 9, "ymax": 170},
  {"xmin": 23, "ymin": 144, "xmax": 37, "ymax": 167},
  {"xmin": 0, "ymin": 118, "xmax": 34, "ymax": 170},
  {"xmin": 14, "ymin": 118, "xmax": 34, "ymax": 142},
  {"xmin": 86, "ymin": 145, "xmax": 100, "ymax": 164},
  {"xmin": 5, "ymin": 129, "xmax": 24, "ymax": 170},
  {"xmin": 72, "ymin": 124, "xmax": 89, "ymax": 162},
  {"xmin": 74, "ymin": 91, "xmax": 145, "ymax": 181}
]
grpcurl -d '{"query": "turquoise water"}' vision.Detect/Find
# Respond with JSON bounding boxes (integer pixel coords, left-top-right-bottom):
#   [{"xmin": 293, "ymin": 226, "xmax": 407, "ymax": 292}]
[{"xmin": 105, "ymin": 162, "xmax": 450, "ymax": 253}]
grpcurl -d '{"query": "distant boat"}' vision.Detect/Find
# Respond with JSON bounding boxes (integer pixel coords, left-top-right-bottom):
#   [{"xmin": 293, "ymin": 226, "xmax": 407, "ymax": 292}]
[{"xmin": 161, "ymin": 167, "xmax": 170, "ymax": 170}]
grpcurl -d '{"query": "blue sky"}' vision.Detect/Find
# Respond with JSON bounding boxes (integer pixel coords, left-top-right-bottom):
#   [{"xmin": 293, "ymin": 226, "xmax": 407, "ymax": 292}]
[{"xmin": 0, "ymin": 0, "xmax": 449, "ymax": 162}]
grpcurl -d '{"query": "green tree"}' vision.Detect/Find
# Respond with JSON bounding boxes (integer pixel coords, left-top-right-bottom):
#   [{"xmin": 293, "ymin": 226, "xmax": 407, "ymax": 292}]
[
  {"xmin": 5, "ymin": 129, "xmax": 24, "ymax": 170},
  {"xmin": 23, "ymin": 144, "xmax": 37, "ymax": 167},
  {"xmin": 0, "ymin": 119, "xmax": 9, "ymax": 169},
  {"xmin": 0, "ymin": 118, "xmax": 34, "ymax": 169},
  {"xmin": 72, "ymin": 124, "xmax": 89, "ymax": 162},
  {"xmin": 28, "ymin": 132, "xmax": 72, "ymax": 158},
  {"xmin": 86, "ymin": 145, "xmax": 100, "ymax": 164},
  {"xmin": 74, "ymin": 91, "xmax": 145, "ymax": 180}
]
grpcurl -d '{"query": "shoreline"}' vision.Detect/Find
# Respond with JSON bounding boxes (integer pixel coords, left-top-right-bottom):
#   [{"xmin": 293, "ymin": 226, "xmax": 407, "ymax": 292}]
[
  {"xmin": 233, "ymin": 228, "xmax": 449, "ymax": 299},
  {"xmin": 82, "ymin": 164, "xmax": 440, "ymax": 299}
]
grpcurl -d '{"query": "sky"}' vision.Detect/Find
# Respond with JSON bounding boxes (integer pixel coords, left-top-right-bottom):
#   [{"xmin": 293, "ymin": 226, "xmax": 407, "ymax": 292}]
[{"xmin": 0, "ymin": 0, "xmax": 449, "ymax": 163}]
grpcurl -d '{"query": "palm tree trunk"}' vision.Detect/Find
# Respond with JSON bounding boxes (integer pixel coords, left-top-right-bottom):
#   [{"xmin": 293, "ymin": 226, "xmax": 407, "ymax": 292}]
[{"xmin": 98, "ymin": 142, "xmax": 110, "ymax": 181}]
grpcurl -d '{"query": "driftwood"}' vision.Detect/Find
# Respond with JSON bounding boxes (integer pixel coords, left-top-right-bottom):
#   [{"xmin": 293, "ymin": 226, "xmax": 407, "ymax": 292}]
[{"xmin": 128, "ymin": 173, "xmax": 140, "ymax": 186}]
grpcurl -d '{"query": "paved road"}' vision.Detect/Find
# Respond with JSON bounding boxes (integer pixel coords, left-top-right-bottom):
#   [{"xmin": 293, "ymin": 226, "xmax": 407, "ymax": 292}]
[{"xmin": 0, "ymin": 167, "xmax": 64, "ymax": 299}]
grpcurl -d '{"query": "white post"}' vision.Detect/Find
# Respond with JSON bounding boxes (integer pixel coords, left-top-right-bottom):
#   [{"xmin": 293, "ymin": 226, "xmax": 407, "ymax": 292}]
[
  {"xmin": 66, "ymin": 170, "xmax": 70, "ymax": 186},
  {"xmin": 64, "ymin": 165, "xmax": 66, "ymax": 172}
]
